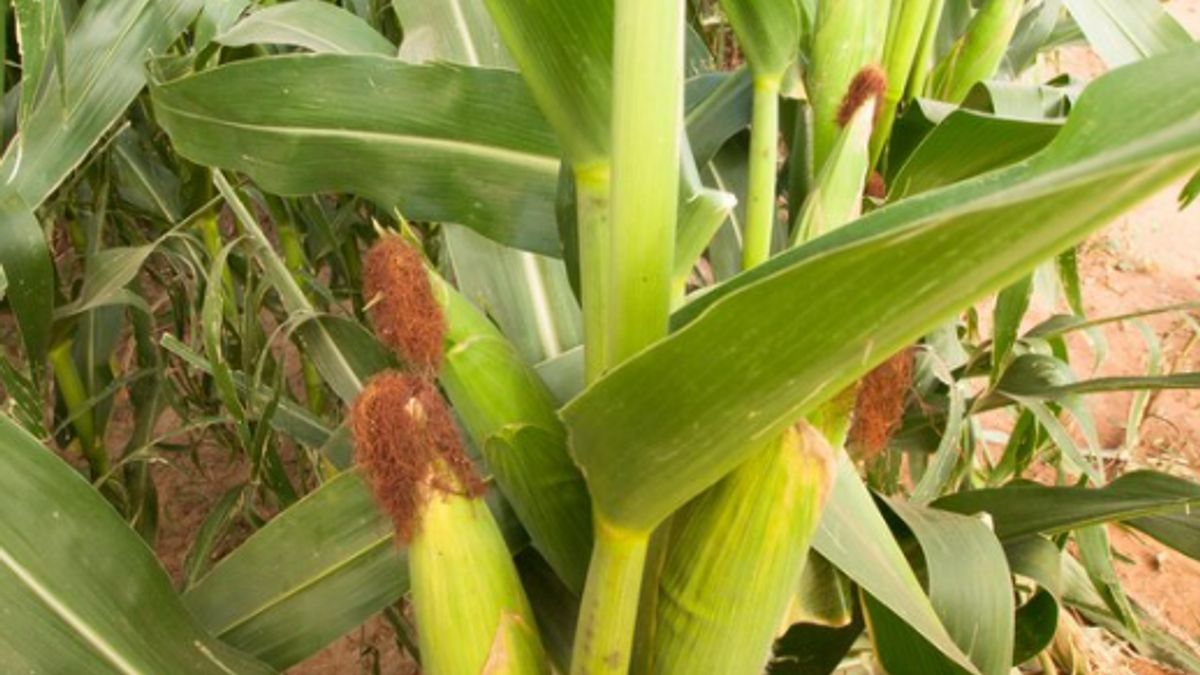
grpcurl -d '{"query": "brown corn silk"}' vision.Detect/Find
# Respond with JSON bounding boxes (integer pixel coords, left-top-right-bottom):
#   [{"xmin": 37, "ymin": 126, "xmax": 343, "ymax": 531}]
[
  {"xmin": 847, "ymin": 348, "xmax": 914, "ymax": 460},
  {"xmin": 836, "ymin": 65, "xmax": 888, "ymax": 129},
  {"xmin": 363, "ymin": 236, "xmax": 446, "ymax": 375},
  {"xmin": 349, "ymin": 371, "xmax": 483, "ymax": 542}
]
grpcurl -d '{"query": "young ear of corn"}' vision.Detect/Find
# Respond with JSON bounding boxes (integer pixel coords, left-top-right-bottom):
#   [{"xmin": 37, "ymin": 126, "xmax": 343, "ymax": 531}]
[
  {"xmin": 351, "ymin": 372, "xmax": 549, "ymax": 675},
  {"xmin": 931, "ymin": 0, "xmax": 1024, "ymax": 104},
  {"xmin": 436, "ymin": 276, "xmax": 594, "ymax": 594},
  {"xmin": 640, "ymin": 64, "xmax": 887, "ymax": 673},
  {"xmin": 808, "ymin": 0, "xmax": 890, "ymax": 176},
  {"xmin": 792, "ymin": 67, "xmax": 886, "ymax": 244},
  {"xmin": 646, "ymin": 423, "xmax": 836, "ymax": 675},
  {"xmin": 364, "ymin": 234, "xmax": 593, "ymax": 595},
  {"xmin": 410, "ymin": 480, "xmax": 551, "ymax": 675}
]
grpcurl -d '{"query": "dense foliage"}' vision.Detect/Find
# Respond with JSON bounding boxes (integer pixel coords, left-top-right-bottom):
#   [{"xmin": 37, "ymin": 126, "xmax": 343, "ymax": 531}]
[{"xmin": 0, "ymin": 0, "xmax": 1199, "ymax": 673}]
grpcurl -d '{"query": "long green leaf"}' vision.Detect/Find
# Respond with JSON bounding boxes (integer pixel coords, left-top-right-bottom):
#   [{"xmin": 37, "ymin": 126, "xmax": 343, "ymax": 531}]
[
  {"xmin": 1062, "ymin": 0, "xmax": 1193, "ymax": 67},
  {"xmin": 185, "ymin": 471, "xmax": 405, "ymax": 669},
  {"xmin": 933, "ymin": 471, "xmax": 1200, "ymax": 542},
  {"xmin": 216, "ymin": 0, "xmax": 395, "ymax": 55},
  {"xmin": 151, "ymin": 56, "xmax": 563, "ymax": 256},
  {"xmin": 394, "ymin": 0, "xmax": 583, "ymax": 364},
  {"xmin": 814, "ymin": 456, "xmax": 979, "ymax": 673},
  {"xmin": 0, "ymin": 414, "xmax": 274, "ymax": 674},
  {"xmin": 564, "ymin": 44, "xmax": 1200, "ymax": 532},
  {"xmin": 869, "ymin": 500, "xmax": 1014, "ymax": 675},
  {"xmin": 481, "ymin": 0, "xmax": 612, "ymax": 166},
  {"xmin": 1, "ymin": 0, "xmax": 201, "ymax": 208},
  {"xmin": 13, "ymin": 0, "xmax": 65, "ymax": 129},
  {"xmin": 393, "ymin": 0, "xmax": 512, "ymax": 65},
  {"xmin": 717, "ymin": 0, "xmax": 802, "ymax": 78},
  {"xmin": 186, "ymin": 469, "xmax": 529, "ymax": 669},
  {"xmin": 0, "ymin": 193, "xmax": 53, "ymax": 364},
  {"xmin": 889, "ymin": 101, "xmax": 1062, "ymax": 198}
]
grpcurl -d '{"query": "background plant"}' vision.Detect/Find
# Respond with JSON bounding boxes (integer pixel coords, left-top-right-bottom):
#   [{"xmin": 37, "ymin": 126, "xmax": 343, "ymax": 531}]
[{"xmin": 0, "ymin": 0, "xmax": 1199, "ymax": 673}]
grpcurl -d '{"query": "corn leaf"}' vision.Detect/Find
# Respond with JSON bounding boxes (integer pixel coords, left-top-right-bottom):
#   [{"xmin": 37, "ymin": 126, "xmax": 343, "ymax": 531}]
[
  {"xmin": 481, "ymin": 0, "xmax": 612, "ymax": 166},
  {"xmin": 717, "ymin": 0, "xmax": 802, "ymax": 78},
  {"xmin": 12, "ymin": 0, "xmax": 65, "ymax": 129},
  {"xmin": 185, "ymin": 469, "xmax": 528, "ymax": 668},
  {"xmin": 151, "ymin": 56, "xmax": 564, "ymax": 257},
  {"xmin": 888, "ymin": 101, "xmax": 1062, "ymax": 198},
  {"xmin": 565, "ymin": 44, "xmax": 1200, "ymax": 534},
  {"xmin": 1062, "ymin": 0, "xmax": 1193, "ymax": 68},
  {"xmin": 868, "ymin": 500, "xmax": 1014, "ymax": 675},
  {"xmin": 933, "ymin": 471, "xmax": 1200, "ymax": 544},
  {"xmin": 0, "ymin": 194, "xmax": 53, "ymax": 365},
  {"xmin": 196, "ymin": 0, "xmax": 250, "ymax": 49},
  {"xmin": 185, "ymin": 471, "xmax": 406, "ymax": 669},
  {"xmin": 216, "ymin": 0, "xmax": 396, "ymax": 55},
  {"xmin": 814, "ymin": 457, "xmax": 979, "ymax": 672},
  {"xmin": 1, "ymin": 0, "xmax": 201, "ymax": 208},
  {"xmin": 395, "ymin": 0, "xmax": 583, "ymax": 364},
  {"xmin": 0, "ymin": 414, "xmax": 274, "ymax": 674},
  {"xmin": 393, "ymin": 0, "xmax": 512, "ymax": 65}
]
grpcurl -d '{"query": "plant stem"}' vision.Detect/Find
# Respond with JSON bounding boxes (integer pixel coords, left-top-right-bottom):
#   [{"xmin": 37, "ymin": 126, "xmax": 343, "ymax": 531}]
[
  {"xmin": 571, "ymin": 519, "xmax": 650, "ymax": 675},
  {"xmin": 49, "ymin": 340, "xmax": 105, "ymax": 479},
  {"xmin": 576, "ymin": 163, "xmax": 613, "ymax": 384},
  {"xmin": 907, "ymin": 0, "xmax": 946, "ymax": 100},
  {"xmin": 742, "ymin": 76, "xmax": 781, "ymax": 269},
  {"xmin": 574, "ymin": 1, "xmax": 684, "ymax": 671},
  {"xmin": 605, "ymin": 0, "xmax": 684, "ymax": 364}
]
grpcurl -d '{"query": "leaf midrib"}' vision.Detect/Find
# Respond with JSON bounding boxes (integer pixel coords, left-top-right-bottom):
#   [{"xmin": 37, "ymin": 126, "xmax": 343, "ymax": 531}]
[{"xmin": 154, "ymin": 99, "xmax": 560, "ymax": 175}]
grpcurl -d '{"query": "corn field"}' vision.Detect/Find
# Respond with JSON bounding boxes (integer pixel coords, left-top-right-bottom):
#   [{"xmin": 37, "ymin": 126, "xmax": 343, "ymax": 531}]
[{"xmin": 1, "ymin": 0, "xmax": 1199, "ymax": 673}]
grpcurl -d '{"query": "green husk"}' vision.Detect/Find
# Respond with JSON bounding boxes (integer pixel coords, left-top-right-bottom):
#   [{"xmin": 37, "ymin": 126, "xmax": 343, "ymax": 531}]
[
  {"xmin": 648, "ymin": 423, "xmax": 836, "ymax": 675},
  {"xmin": 431, "ymin": 273, "xmax": 593, "ymax": 594},
  {"xmin": 410, "ymin": 479, "xmax": 549, "ymax": 675},
  {"xmin": 791, "ymin": 91, "xmax": 878, "ymax": 245},
  {"xmin": 871, "ymin": 0, "xmax": 936, "ymax": 166},
  {"xmin": 931, "ymin": 0, "xmax": 1024, "ymax": 104},
  {"xmin": 808, "ymin": 0, "xmax": 890, "ymax": 174}
]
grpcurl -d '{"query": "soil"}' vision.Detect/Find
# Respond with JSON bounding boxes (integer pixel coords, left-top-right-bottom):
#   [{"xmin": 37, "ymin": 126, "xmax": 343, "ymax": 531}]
[{"xmin": 141, "ymin": 5, "xmax": 1200, "ymax": 674}]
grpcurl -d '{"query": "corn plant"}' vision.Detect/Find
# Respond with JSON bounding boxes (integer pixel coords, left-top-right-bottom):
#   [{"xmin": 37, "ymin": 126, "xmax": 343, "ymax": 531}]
[{"xmin": 1, "ymin": 0, "xmax": 1200, "ymax": 674}]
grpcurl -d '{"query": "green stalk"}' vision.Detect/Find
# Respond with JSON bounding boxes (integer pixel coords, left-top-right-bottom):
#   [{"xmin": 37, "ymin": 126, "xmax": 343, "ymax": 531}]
[
  {"xmin": 931, "ymin": 0, "xmax": 1024, "ymax": 104},
  {"xmin": 572, "ymin": 2, "xmax": 684, "ymax": 671},
  {"xmin": 742, "ymin": 76, "xmax": 782, "ymax": 269},
  {"xmin": 649, "ymin": 424, "xmax": 835, "ymax": 674},
  {"xmin": 604, "ymin": 0, "xmax": 683, "ymax": 363},
  {"xmin": 871, "ymin": 0, "xmax": 936, "ymax": 167},
  {"xmin": 273, "ymin": 202, "xmax": 324, "ymax": 414},
  {"xmin": 907, "ymin": 0, "xmax": 947, "ymax": 100},
  {"xmin": 576, "ymin": 163, "xmax": 613, "ymax": 384},
  {"xmin": 49, "ymin": 340, "xmax": 104, "ymax": 478},
  {"xmin": 572, "ymin": 519, "xmax": 650, "ymax": 675}
]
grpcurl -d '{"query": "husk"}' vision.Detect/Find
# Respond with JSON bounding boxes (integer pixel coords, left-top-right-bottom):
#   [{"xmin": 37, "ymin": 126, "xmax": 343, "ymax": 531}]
[
  {"xmin": 410, "ymin": 487, "xmax": 550, "ymax": 675},
  {"xmin": 647, "ymin": 423, "xmax": 836, "ymax": 675},
  {"xmin": 931, "ymin": 0, "xmax": 1024, "ymax": 104},
  {"xmin": 433, "ymin": 274, "xmax": 593, "ymax": 594}
]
